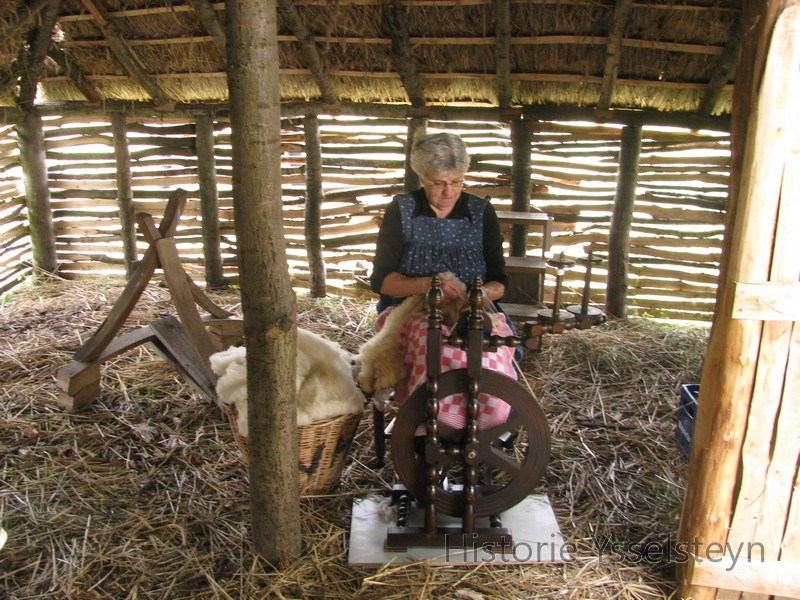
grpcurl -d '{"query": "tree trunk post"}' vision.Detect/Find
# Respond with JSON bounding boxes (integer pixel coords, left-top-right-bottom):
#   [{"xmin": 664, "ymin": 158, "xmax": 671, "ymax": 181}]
[
  {"xmin": 302, "ymin": 114, "xmax": 327, "ymax": 297},
  {"xmin": 195, "ymin": 112, "xmax": 225, "ymax": 289},
  {"xmin": 605, "ymin": 124, "xmax": 642, "ymax": 318},
  {"xmin": 404, "ymin": 116, "xmax": 427, "ymax": 192},
  {"xmin": 110, "ymin": 111, "xmax": 138, "ymax": 276},
  {"xmin": 510, "ymin": 117, "xmax": 532, "ymax": 257},
  {"xmin": 226, "ymin": 0, "xmax": 301, "ymax": 566},
  {"xmin": 16, "ymin": 109, "xmax": 57, "ymax": 276}
]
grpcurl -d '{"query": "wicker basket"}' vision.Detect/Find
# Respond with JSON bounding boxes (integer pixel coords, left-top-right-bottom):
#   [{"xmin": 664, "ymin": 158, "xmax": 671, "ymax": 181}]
[{"xmin": 224, "ymin": 403, "xmax": 362, "ymax": 495}]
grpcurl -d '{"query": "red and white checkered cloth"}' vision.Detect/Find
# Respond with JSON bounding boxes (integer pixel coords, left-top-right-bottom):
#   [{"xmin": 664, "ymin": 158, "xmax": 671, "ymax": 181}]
[{"xmin": 377, "ymin": 308, "xmax": 517, "ymax": 431}]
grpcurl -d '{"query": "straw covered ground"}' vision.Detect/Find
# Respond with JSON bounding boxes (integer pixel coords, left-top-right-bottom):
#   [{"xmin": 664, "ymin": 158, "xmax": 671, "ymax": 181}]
[{"xmin": 0, "ymin": 276, "xmax": 708, "ymax": 599}]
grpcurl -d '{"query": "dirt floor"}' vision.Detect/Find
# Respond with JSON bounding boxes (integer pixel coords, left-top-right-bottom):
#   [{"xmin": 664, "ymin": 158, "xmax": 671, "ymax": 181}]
[{"xmin": 0, "ymin": 276, "xmax": 708, "ymax": 599}]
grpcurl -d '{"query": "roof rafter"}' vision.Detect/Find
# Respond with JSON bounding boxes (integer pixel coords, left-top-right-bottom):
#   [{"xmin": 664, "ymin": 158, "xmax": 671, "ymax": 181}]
[
  {"xmin": 187, "ymin": 0, "xmax": 226, "ymax": 64},
  {"xmin": 0, "ymin": 0, "xmax": 52, "ymax": 47},
  {"xmin": 381, "ymin": 0, "xmax": 426, "ymax": 109},
  {"xmin": 79, "ymin": 0, "xmax": 174, "ymax": 109},
  {"xmin": 278, "ymin": 0, "xmax": 337, "ymax": 105},
  {"xmin": 697, "ymin": 2, "xmax": 746, "ymax": 116},
  {"xmin": 598, "ymin": 0, "xmax": 634, "ymax": 111},
  {"xmin": 47, "ymin": 43, "xmax": 102, "ymax": 103},
  {"xmin": 17, "ymin": 0, "xmax": 62, "ymax": 109},
  {"xmin": 494, "ymin": 0, "xmax": 512, "ymax": 109}
]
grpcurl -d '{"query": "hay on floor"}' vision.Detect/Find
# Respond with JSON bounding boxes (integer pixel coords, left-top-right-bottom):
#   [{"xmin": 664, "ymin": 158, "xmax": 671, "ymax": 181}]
[{"xmin": 0, "ymin": 276, "xmax": 707, "ymax": 599}]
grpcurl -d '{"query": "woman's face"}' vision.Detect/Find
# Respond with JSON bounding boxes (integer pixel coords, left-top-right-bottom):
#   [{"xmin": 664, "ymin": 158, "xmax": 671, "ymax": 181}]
[{"xmin": 421, "ymin": 169, "xmax": 465, "ymax": 217}]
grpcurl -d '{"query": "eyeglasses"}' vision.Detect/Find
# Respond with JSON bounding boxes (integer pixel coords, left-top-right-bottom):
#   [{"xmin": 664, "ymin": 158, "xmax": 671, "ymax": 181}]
[{"xmin": 425, "ymin": 179, "xmax": 464, "ymax": 191}]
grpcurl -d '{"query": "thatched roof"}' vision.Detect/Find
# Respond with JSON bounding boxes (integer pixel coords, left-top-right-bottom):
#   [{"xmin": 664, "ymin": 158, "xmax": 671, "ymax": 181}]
[{"xmin": 0, "ymin": 0, "xmax": 742, "ymax": 118}]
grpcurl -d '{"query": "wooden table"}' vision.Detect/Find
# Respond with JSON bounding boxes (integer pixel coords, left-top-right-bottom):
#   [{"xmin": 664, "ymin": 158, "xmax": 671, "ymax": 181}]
[{"xmin": 496, "ymin": 210, "xmax": 554, "ymax": 315}]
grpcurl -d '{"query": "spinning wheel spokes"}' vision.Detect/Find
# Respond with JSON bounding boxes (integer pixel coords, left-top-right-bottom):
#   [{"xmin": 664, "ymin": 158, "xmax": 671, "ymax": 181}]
[{"xmin": 391, "ymin": 368, "xmax": 550, "ymax": 518}]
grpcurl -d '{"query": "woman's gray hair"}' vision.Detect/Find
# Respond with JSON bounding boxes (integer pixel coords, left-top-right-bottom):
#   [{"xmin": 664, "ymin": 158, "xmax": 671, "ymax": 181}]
[{"xmin": 409, "ymin": 132, "xmax": 470, "ymax": 179}]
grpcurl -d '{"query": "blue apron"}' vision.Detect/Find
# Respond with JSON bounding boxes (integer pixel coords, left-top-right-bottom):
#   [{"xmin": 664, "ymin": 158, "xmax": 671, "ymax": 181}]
[{"xmin": 397, "ymin": 192, "xmax": 487, "ymax": 285}]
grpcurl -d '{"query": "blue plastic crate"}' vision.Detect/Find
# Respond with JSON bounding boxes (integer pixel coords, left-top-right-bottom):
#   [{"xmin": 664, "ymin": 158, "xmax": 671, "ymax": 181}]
[{"xmin": 676, "ymin": 384, "xmax": 699, "ymax": 457}]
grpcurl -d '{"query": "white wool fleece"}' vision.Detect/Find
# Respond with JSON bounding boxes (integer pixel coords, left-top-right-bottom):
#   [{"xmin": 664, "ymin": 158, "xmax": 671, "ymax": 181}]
[{"xmin": 210, "ymin": 328, "xmax": 365, "ymax": 436}]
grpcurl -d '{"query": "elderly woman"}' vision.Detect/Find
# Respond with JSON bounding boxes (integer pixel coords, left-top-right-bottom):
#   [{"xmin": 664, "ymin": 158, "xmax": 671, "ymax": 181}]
[
  {"xmin": 363, "ymin": 132, "xmax": 519, "ymax": 434},
  {"xmin": 370, "ymin": 132, "xmax": 508, "ymax": 313}
]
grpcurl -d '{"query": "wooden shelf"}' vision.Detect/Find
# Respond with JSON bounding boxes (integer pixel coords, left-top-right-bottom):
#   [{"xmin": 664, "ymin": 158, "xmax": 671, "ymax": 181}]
[
  {"xmin": 500, "ymin": 303, "xmax": 542, "ymax": 320},
  {"xmin": 505, "ymin": 256, "xmax": 546, "ymax": 274},
  {"xmin": 495, "ymin": 210, "xmax": 552, "ymax": 226}
]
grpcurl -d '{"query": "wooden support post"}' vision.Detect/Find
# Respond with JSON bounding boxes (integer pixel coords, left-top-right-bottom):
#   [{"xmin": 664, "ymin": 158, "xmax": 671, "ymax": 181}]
[
  {"xmin": 404, "ymin": 116, "xmax": 426, "ymax": 192},
  {"xmin": 510, "ymin": 117, "xmax": 532, "ymax": 257},
  {"xmin": 679, "ymin": 4, "xmax": 800, "ymax": 599},
  {"xmin": 227, "ymin": 0, "xmax": 301, "ymax": 566},
  {"xmin": 16, "ymin": 109, "xmax": 57, "ymax": 275},
  {"xmin": 195, "ymin": 112, "xmax": 225, "ymax": 289},
  {"xmin": 303, "ymin": 114, "xmax": 327, "ymax": 297},
  {"xmin": 605, "ymin": 124, "xmax": 641, "ymax": 318},
  {"xmin": 110, "ymin": 112, "xmax": 138, "ymax": 276}
]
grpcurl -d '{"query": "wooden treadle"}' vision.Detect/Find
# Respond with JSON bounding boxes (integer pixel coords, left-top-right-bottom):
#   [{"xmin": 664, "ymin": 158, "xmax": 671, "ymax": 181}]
[{"xmin": 150, "ymin": 316, "xmax": 216, "ymax": 402}]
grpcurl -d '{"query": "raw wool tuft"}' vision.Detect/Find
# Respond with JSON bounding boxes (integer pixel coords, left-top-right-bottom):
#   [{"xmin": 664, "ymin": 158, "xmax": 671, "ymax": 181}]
[
  {"xmin": 358, "ymin": 272, "xmax": 468, "ymax": 396},
  {"xmin": 210, "ymin": 328, "xmax": 365, "ymax": 436}
]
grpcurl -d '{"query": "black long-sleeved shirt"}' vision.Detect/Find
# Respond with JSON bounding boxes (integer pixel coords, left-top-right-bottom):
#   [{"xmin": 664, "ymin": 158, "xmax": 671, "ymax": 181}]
[{"xmin": 370, "ymin": 188, "xmax": 508, "ymax": 297}]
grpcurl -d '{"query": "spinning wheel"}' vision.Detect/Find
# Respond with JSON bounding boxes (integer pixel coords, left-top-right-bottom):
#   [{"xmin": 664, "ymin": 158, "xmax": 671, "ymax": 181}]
[{"xmin": 391, "ymin": 368, "xmax": 550, "ymax": 518}]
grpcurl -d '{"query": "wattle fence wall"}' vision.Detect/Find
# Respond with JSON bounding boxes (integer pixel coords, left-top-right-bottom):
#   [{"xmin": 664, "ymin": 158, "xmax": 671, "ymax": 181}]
[{"xmin": 0, "ymin": 113, "xmax": 728, "ymax": 322}]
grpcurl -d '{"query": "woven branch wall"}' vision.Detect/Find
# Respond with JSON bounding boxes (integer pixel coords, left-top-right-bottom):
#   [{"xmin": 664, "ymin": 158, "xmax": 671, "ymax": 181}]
[{"xmin": 0, "ymin": 114, "xmax": 728, "ymax": 321}]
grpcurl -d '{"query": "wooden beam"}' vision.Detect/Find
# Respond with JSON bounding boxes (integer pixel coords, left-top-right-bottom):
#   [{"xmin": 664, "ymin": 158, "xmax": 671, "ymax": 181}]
[
  {"xmin": 605, "ymin": 124, "xmax": 641, "ymax": 318},
  {"xmin": 278, "ymin": 0, "xmax": 337, "ymax": 105},
  {"xmin": 104, "ymin": 21, "xmax": 174, "ymax": 109},
  {"xmin": 16, "ymin": 0, "xmax": 62, "ymax": 109},
  {"xmin": 730, "ymin": 282, "xmax": 800, "ymax": 321},
  {"xmin": 698, "ymin": 3, "xmax": 747, "ymax": 116},
  {"xmin": 187, "ymin": 0, "xmax": 227, "ymax": 62},
  {"xmin": 226, "ymin": 0, "xmax": 301, "ymax": 565},
  {"xmin": 302, "ymin": 115, "xmax": 327, "ymax": 297},
  {"xmin": 55, "ymin": 0, "xmax": 742, "ymax": 19},
  {"xmin": 37, "ymin": 66, "xmax": 735, "ymax": 94},
  {"xmin": 687, "ymin": 555, "xmax": 800, "ymax": 598},
  {"xmin": 80, "ymin": 0, "xmax": 174, "ymax": 110},
  {"xmin": 381, "ymin": 0, "xmax": 426, "ymax": 107},
  {"xmin": 495, "ymin": 0, "xmax": 512, "ymax": 109},
  {"xmin": 0, "ymin": 0, "xmax": 51, "ymax": 47},
  {"xmin": 47, "ymin": 43, "xmax": 103, "ymax": 103},
  {"xmin": 598, "ymin": 0, "xmax": 634, "ymax": 111},
  {"xmin": 195, "ymin": 112, "xmax": 225, "ymax": 289},
  {"xmin": 65, "ymin": 32, "xmax": 728, "ymax": 55},
  {"xmin": 3, "ymin": 99, "xmax": 731, "ymax": 131},
  {"xmin": 110, "ymin": 111, "xmax": 138, "ymax": 276}
]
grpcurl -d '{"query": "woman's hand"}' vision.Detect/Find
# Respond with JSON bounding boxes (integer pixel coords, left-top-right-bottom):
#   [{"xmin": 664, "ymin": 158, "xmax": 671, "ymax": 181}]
[{"xmin": 439, "ymin": 279, "xmax": 465, "ymax": 304}]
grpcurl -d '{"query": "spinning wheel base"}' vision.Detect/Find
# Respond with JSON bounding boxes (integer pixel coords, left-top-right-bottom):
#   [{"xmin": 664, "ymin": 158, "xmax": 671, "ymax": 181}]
[{"xmin": 348, "ymin": 495, "xmax": 570, "ymax": 566}]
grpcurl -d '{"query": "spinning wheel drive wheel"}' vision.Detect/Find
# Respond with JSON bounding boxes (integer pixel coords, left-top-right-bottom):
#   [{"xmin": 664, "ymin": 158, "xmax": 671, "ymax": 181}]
[{"xmin": 391, "ymin": 369, "xmax": 550, "ymax": 518}]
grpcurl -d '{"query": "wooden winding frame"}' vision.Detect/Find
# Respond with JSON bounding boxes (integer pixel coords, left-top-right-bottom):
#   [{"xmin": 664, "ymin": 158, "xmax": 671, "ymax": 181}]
[{"xmin": 56, "ymin": 188, "xmax": 243, "ymax": 410}]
